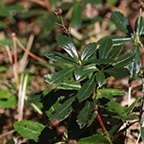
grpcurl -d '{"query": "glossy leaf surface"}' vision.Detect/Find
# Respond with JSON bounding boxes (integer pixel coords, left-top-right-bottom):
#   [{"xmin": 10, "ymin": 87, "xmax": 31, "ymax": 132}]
[
  {"xmin": 81, "ymin": 43, "xmax": 97, "ymax": 61},
  {"xmin": 56, "ymin": 35, "xmax": 79, "ymax": 59}
]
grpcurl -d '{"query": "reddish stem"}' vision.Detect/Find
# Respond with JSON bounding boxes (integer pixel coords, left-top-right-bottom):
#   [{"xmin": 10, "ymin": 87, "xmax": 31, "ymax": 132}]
[{"xmin": 96, "ymin": 109, "xmax": 107, "ymax": 133}]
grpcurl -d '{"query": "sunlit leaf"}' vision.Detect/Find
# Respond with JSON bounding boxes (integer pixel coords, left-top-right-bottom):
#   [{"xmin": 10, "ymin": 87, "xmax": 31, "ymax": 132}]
[
  {"xmin": 81, "ymin": 43, "xmax": 97, "ymax": 61},
  {"xmin": 74, "ymin": 65, "xmax": 96, "ymax": 81},
  {"xmin": 56, "ymin": 35, "xmax": 79, "ymax": 59},
  {"xmin": 14, "ymin": 120, "xmax": 45, "ymax": 142},
  {"xmin": 0, "ymin": 88, "xmax": 16, "ymax": 108}
]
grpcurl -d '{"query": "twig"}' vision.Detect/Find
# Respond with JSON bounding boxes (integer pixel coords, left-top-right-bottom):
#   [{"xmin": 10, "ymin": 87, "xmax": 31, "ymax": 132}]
[
  {"xmin": 0, "ymin": 130, "xmax": 15, "ymax": 139},
  {"xmin": 19, "ymin": 34, "xmax": 34, "ymax": 72},
  {"xmin": 12, "ymin": 33, "xmax": 19, "ymax": 87},
  {"xmin": 95, "ymin": 109, "xmax": 107, "ymax": 132},
  {"xmin": 17, "ymin": 74, "xmax": 28, "ymax": 120},
  {"xmin": 15, "ymin": 35, "xmax": 47, "ymax": 63}
]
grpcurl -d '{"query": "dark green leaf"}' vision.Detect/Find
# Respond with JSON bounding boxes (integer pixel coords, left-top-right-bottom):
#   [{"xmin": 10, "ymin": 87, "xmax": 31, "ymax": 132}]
[
  {"xmin": 76, "ymin": 77, "xmax": 95, "ymax": 102},
  {"xmin": 105, "ymin": 67, "xmax": 129, "ymax": 78},
  {"xmin": 107, "ymin": 101, "xmax": 127, "ymax": 119},
  {"xmin": 56, "ymin": 35, "xmax": 79, "ymax": 59},
  {"xmin": 114, "ymin": 52, "xmax": 136, "ymax": 67},
  {"xmin": 45, "ymin": 67, "xmax": 74, "ymax": 84},
  {"xmin": 14, "ymin": 120, "xmax": 45, "ymax": 142},
  {"xmin": 49, "ymin": 96, "xmax": 75, "ymax": 121},
  {"xmin": 98, "ymin": 37, "xmax": 113, "ymax": 59},
  {"xmin": 108, "ymin": 45, "xmax": 123, "ymax": 59},
  {"xmin": 110, "ymin": 35, "xmax": 131, "ymax": 46},
  {"xmin": 136, "ymin": 16, "xmax": 144, "ymax": 36},
  {"xmin": 71, "ymin": 2, "xmax": 82, "ymax": 28},
  {"xmin": 45, "ymin": 52, "xmax": 77, "ymax": 65},
  {"xmin": 95, "ymin": 71, "xmax": 105, "ymax": 87},
  {"xmin": 78, "ymin": 134, "xmax": 111, "ymax": 144},
  {"xmin": 96, "ymin": 58, "xmax": 114, "ymax": 64},
  {"xmin": 81, "ymin": 43, "xmax": 97, "ymax": 61},
  {"xmin": 57, "ymin": 81, "xmax": 81, "ymax": 90},
  {"xmin": 77, "ymin": 101, "xmax": 96, "ymax": 128},
  {"xmin": 0, "ymin": 88, "xmax": 16, "ymax": 108},
  {"xmin": 112, "ymin": 11, "xmax": 131, "ymax": 33},
  {"xmin": 74, "ymin": 65, "xmax": 96, "ymax": 81}
]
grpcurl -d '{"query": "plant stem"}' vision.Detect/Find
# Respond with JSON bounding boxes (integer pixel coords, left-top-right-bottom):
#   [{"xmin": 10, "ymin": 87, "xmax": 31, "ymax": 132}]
[{"xmin": 95, "ymin": 109, "xmax": 107, "ymax": 133}]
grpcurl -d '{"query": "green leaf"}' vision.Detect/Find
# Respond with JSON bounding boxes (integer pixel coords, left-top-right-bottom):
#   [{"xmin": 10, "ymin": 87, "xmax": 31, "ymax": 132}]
[
  {"xmin": 0, "ymin": 66, "xmax": 8, "ymax": 72},
  {"xmin": 74, "ymin": 65, "xmax": 96, "ymax": 81},
  {"xmin": 110, "ymin": 35, "xmax": 131, "ymax": 46},
  {"xmin": 0, "ymin": 88, "xmax": 16, "ymax": 108},
  {"xmin": 78, "ymin": 134, "xmax": 111, "ymax": 144},
  {"xmin": 76, "ymin": 77, "xmax": 95, "ymax": 102},
  {"xmin": 112, "ymin": 11, "xmax": 131, "ymax": 34},
  {"xmin": 128, "ymin": 45, "xmax": 141, "ymax": 77},
  {"xmin": 56, "ymin": 35, "xmax": 79, "ymax": 59},
  {"xmin": 114, "ymin": 52, "xmax": 136, "ymax": 67},
  {"xmin": 0, "ymin": 5, "xmax": 24, "ymax": 18},
  {"xmin": 108, "ymin": 45, "xmax": 123, "ymax": 59},
  {"xmin": 136, "ymin": 16, "xmax": 144, "ymax": 36},
  {"xmin": 97, "ymin": 88, "xmax": 125, "ymax": 99},
  {"xmin": 77, "ymin": 101, "xmax": 96, "ymax": 128},
  {"xmin": 126, "ymin": 96, "xmax": 141, "ymax": 115},
  {"xmin": 95, "ymin": 71, "xmax": 105, "ymax": 87},
  {"xmin": 14, "ymin": 120, "xmax": 45, "ymax": 142},
  {"xmin": 45, "ymin": 67, "xmax": 74, "ymax": 84},
  {"xmin": 81, "ymin": 43, "xmax": 97, "ymax": 61},
  {"xmin": 107, "ymin": 101, "xmax": 127, "ymax": 119},
  {"xmin": 49, "ymin": 96, "xmax": 75, "ymax": 121},
  {"xmin": 105, "ymin": 67, "xmax": 129, "ymax": 78},
  {"xmin": 45, "ymin": 52, "xmax": 77, "ymax": 65},
  {"xmin": 71, "ymin": 2, "xmax": 82, "ymax": 28},
  {"xmin": 98, "ymin": 37, "xmax": 113, "ymax": 59},
  {"xmin": 57, "ymin": 80, "xmax": 81, "ymax": 90}
]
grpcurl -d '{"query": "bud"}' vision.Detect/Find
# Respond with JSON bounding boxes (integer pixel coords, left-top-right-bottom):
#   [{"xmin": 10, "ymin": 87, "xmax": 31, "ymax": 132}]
[
  {"xmin": 68, "ymin": 139, "xmax": 77, "ymax": 144},
  {"xmin": 50, "ymin": 119, "xmax": 60, "ymax": 127},
  {"xmin": 57, "ymin": 125, "xmax": 66, "ymax": 134},
  {"xmin": 54, "ymin": 8, "xmax": 62, "ymax": 16}
]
